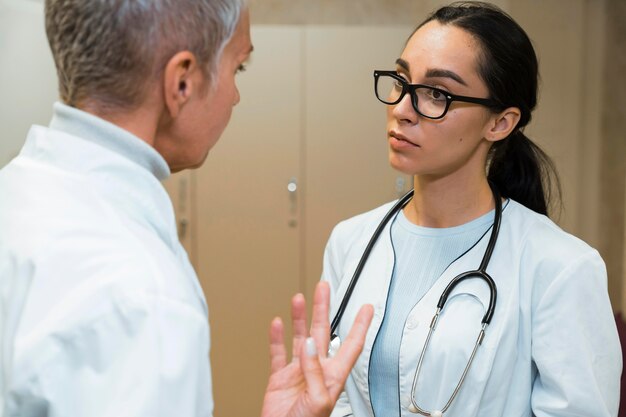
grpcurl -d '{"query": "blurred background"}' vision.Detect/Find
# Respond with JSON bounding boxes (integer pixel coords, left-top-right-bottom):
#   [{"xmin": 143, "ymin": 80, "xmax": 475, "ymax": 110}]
[{"xmin": 1, "ymin": 0, "xmax": 624, "ymax": 416}]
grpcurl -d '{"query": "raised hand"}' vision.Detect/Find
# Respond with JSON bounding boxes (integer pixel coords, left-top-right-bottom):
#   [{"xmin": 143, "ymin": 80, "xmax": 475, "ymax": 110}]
[{"xmin": 260, "ymin": 281, "xmax": 373, "ymax": 417}]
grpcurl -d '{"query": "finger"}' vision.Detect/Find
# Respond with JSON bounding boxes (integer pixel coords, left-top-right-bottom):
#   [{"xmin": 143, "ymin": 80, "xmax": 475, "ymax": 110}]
[
  {"xmin": 291, "ymin": 293, "xmax": 308, "ymax": 360},
  {"xmin": 269, "ymin": 317, "xmax": 287, "ymax": 373},
  {"xmin": 310, "ymin": 281, "xmax": 331, "ymax": 357},
  {"xmin": 299, "ymin": 337, "xmax": 332, "ymax": 415},
  {"xmin": 328, "ymin": 304, "xmax": 374, "ymax": 396}
]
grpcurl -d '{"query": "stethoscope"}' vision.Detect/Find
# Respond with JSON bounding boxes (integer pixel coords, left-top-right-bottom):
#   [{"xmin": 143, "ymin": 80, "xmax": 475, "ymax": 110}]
[{"xmin": 329, "ymin": 185, "xmax": 502, "ymax": 417}]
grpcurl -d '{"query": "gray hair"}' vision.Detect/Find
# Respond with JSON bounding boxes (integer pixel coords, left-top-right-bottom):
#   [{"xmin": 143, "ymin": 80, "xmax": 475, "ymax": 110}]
[{"xmin": 44, "ymin": 0, "xmax": 246, "ymax": 110}]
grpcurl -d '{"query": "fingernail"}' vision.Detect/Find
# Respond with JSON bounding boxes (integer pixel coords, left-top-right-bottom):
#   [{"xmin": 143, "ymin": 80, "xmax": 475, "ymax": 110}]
[{"xmin": 305, "ymin": 337, "xmax": 317, "ymax": 357}]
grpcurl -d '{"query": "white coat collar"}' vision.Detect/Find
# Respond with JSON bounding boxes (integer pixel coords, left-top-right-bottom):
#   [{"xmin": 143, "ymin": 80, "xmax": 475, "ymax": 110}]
[{"xmin": 49, "ymin": 102, "xmax": 170, "ymax": 181}]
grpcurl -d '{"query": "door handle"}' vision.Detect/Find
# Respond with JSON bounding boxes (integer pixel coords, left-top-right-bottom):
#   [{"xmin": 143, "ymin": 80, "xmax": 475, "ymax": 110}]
[{"xmin": 287, "ymin": 177, "xmax": 298, "ymax": 228}]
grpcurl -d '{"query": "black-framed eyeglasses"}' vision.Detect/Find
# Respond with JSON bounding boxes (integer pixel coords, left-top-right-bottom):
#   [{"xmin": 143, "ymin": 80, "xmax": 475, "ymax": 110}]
[{"xmin": 374, "ymin": 70, "xmax": 499, "ymax": 119}]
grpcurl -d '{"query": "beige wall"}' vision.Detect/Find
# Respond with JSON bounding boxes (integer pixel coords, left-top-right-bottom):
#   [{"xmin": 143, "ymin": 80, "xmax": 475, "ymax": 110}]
[{"xmin": 248, "ymin": 0, "xmax": 626, "ymax": 313}]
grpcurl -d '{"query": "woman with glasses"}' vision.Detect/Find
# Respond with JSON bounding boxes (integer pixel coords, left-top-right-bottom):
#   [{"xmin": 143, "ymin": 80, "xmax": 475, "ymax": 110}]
[{"xmin": 322, "ymin": 2, "xmax": 621, "ymax": 417}]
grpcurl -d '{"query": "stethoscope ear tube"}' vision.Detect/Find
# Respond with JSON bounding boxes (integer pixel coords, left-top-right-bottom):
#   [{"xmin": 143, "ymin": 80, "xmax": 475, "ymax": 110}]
[{"xmin": 330, "ymin": 189, "xmax": 414, "ymax": 339}]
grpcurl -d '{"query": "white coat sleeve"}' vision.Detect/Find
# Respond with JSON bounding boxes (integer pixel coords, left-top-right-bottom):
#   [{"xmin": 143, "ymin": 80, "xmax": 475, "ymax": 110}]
[
  {"xmin": 530, "ymin": 250, "xmax": 621, "ymax": 417},
  {"xmin": 321, "ymin": 225, "xmax": 355, "ymax": 417},
  {"xmin": 5, "ymin": 292, "xmax": 213, "ymax": 417}
]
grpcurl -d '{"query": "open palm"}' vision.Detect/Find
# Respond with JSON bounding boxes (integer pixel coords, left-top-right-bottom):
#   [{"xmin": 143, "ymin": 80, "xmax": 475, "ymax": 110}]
[{"xmin": 261, "ymin": 282, "xmax": 373, "ymax": 417}]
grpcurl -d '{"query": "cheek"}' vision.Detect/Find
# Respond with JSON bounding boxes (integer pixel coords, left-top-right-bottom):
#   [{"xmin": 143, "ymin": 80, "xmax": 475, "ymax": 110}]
[
  {"xmin": 218, "ymin": 106, "xmax": 234, "ymax": 131},
  {"xmin": 438, "ymin": 109, "xmax": 483, "ymax": 142},
  {"xmin": 204, "ymin": 81, "xmax": 236, "ymax": 131},
  {"xmin": 207, "ymin": 103, "xmax": 234, "ymax": 143}
]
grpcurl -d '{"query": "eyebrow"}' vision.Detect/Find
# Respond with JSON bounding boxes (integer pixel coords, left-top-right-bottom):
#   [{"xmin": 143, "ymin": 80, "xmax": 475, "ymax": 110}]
[
  {"xmin": 395, "ymin": 58, "xmax": 410, "ymax": 72},
  {"xmin": 395, "ymin": 58, "xmax": 468, "ymax": 86}
]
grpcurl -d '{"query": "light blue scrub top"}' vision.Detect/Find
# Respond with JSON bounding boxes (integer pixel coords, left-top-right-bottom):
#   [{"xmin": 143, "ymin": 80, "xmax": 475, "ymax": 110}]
[{"xmin": 369, "ymin": 206, "xmax": 502, "ymax": 416}]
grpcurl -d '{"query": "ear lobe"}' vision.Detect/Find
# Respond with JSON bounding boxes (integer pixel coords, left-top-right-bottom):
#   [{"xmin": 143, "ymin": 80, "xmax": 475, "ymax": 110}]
[
  {"xmin": 486, "ymin": 107, "xmax": 522, "ymax": 143},
  {"xmin": 163, "ymin": 51, "xmax": 198, "ymax": 119}
]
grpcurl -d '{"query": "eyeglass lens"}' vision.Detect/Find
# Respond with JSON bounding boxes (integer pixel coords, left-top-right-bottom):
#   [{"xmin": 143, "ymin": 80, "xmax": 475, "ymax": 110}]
[{"xmin": 376, "ymin": 74, "xmax": 448, "ymax": 118}]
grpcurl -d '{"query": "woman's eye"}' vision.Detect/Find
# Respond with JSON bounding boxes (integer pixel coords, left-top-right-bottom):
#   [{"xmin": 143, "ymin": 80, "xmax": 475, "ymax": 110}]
[
  {"xmin": 428, "ymin": 88, "xmax": 446, "ymax": 101},
  {"xmin": 236, "ymin": 64, "xmax": 247, "ymax": 74}
]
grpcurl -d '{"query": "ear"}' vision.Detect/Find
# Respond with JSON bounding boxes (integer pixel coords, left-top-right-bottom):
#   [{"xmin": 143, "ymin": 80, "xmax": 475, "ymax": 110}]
[
  {"xmin": 162, "ymin": 51, "xmax": 203, "ymax": 119},
  {"xmin": 485, "ymin": 107, "xmax": 522, "ymax": 143}
]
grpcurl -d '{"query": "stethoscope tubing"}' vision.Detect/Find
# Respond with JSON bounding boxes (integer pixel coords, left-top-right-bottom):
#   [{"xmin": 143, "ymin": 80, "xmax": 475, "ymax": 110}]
[
  {"xmin": 330, "ymin": 185, "xmax": 501, "ymax": 338},
  {"xmin": 329, "ymin": 189, "xmax": 414, "ymax": 338}
]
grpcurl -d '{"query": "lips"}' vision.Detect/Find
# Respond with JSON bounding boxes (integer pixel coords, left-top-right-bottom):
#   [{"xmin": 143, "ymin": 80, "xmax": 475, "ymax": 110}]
[{"xmin": 389, "ymin": 130, "xmax": 419, "ymax": 147}]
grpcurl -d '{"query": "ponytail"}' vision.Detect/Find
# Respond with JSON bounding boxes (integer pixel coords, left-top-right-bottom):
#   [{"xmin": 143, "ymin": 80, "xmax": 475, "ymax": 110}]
[{"xmin": 487, "ymin": 130, "xmax": 561, "ymax": 217}]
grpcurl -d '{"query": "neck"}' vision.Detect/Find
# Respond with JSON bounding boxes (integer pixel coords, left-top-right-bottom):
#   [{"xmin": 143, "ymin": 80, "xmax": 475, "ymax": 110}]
[{"xmin": 404, "ymin": 175, "xmax": 495, "ymax": 228}]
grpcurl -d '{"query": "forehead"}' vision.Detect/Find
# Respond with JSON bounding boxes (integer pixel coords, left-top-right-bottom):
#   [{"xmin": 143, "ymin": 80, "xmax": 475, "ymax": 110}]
[
  {"xmin": 226, "ymin": 9, "xmax": 252, "ymax": 53},
  {"xmin": 400, "ymin": 20, "xmax": 482, "ymax": 81}
]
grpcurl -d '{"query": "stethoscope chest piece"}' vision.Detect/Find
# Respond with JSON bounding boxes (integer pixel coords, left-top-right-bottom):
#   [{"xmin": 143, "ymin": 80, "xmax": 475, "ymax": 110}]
[{"xmin": 407, "ymin": 408, "xmax": 443, "ymax": 417}]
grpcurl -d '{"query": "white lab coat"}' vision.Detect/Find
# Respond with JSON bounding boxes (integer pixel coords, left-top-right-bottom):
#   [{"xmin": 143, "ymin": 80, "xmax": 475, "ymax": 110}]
[
  {"xmin": 0, "ymin": 123, "xmax": 213, "ymax": 416},
  {"xmin": 323, "ymin": 200, "xmax": 621, "ymax": 417}
]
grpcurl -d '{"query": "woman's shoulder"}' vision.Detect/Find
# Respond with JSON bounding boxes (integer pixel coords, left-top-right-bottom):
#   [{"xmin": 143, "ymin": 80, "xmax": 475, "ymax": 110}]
[{"xmin": 504, "ymin": 199, "xmax": 603, "ymax": 270}]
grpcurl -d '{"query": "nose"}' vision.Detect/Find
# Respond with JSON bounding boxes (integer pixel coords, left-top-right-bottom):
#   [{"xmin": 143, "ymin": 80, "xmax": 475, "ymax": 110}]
[{"xmin": 391, "ymin": 91, "xmax": 418, "ymax": 125}]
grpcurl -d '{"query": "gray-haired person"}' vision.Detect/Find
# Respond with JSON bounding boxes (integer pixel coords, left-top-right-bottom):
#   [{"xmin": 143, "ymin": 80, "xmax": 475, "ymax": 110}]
[{"xmin": 0, "ymin": 1, "xmax": 373, "ymax": 416}]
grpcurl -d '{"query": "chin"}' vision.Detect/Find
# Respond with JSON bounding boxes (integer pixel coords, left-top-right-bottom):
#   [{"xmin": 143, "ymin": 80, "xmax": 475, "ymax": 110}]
[
  {"xmin": 172, "ymin": 149, "xmax": 212, "ymax": 172},
  {"xmin": 388, "ymin": 153, "xmax": 419, "ymax": 176}
]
